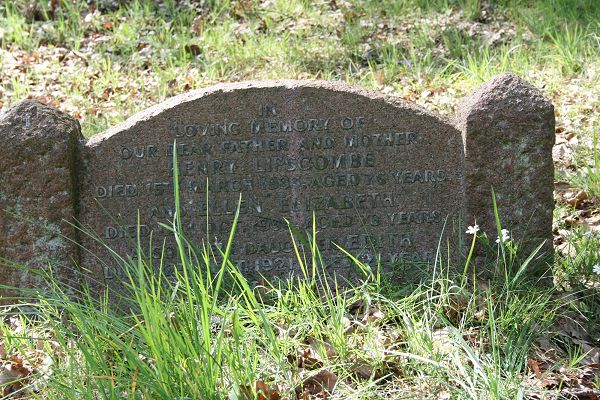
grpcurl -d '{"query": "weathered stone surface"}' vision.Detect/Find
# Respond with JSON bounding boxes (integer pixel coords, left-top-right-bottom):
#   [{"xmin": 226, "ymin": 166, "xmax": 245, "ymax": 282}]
[
  {"xmin": 0, "ymin": 74, "xmax": 556, "ymax": 296},
  {"xmin": 79, "ymin": 81, "xmax": 466, "ymax": 287},
  {"xmin": 457, "ymin": 73, "xmax": 555, "ymax": 273},
  {"xmin": 0, "ymin": 100, "xmax": 82, "ymax": 296}
]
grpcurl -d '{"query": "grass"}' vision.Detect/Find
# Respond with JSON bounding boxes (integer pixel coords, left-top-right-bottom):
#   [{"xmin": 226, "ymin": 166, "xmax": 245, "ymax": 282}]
[
  {"xmin": 571, "ymin": 131, "xmax": 600, "ymax": 199},
  {"xmin": 0, "ymin": 148, "xmax": 597, "ymax": 399},
  {"xmin": 0, "ymin": 0, "xmax": 599, "ymax": 398},
  {"xmin": 1, "ymin": 0, "xmax": 598, "ymax": 130},
  {"xmin": 0, "ymin": 210, "xmax": 588, "ymax": 399},
  {"xmin": 0, "ymin": 189, "xmax": 568, "ymax": 399}
]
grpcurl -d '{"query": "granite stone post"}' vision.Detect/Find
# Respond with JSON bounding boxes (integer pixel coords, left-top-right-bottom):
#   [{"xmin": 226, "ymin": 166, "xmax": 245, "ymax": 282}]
[
  {"xmin": 457, "ymin": 73, "xmax": 555, "ymax": 278},
  {"xmin": 0, "ymin": 100, "xmax": 83, "ymax": 297}
]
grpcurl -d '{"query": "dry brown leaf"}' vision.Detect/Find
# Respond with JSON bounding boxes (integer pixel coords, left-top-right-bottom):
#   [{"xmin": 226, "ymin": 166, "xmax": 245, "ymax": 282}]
[
  {"xmin": 255, "ymin": 380, "xmax": 281, "ymax": 400},
  {"xmin": 184, "ymin": 44, "xmax": 202, "ymax": 56},
  {"xmin": 566, "ymin": 190, "xmax": 588, "ymax": 207},
  {"xmin": 351, "ymin": 363, "xmax": 373, "ymax": 380},
  {"xmin": 347, "ymin": 299, "xmax": 365, "ymax": 316},
  {"xmin": 297, "ymin": 369, "xmax": 337, "ymax": 398},
  {"xmin": 474, "ymin": 308, "xmax": 486, "ymax": 321},
  {"xmin": 239, "ymin": 384, "xmax": 253, "ymax": 399},
  {"xmin": 233, "ymin": 0, "xmax": 254, "ymax": 18},
  {"xmin": 0, "ymin": 354, "xmax": 33, "ymax": 396},
  {"xmin": 18, "ymin": 53, "xmax": 36, "ymax": 65},
  {"xmin": 528, "ymin": 358, "xmax": 543, "ymax": 378},
  {"xmin": 307, "ymin": 337, "xmax": 337, "ymax": 360},
  {"xmin": 101, "ymin": 87, "xmax": 114, "ymax": 101},
  {"xmin": 0, "ymin": 364, "xmax": 26, "ymax": 386},
  {"xmin": 297, "ymin": 346, "xmax": 323, "ymax": 370},
  {"xmin": 557, "ymin": 317, "xmax": 590, "ymax": 342},
  {"xmin": 581, "ymin": 346, "xmax": 600, "ymax": 366},
  {"xmin": 192, "ymin": 15, "xmax": 204, "ymax": 34},
  {"xmin": 565, "ymin": 132, "xmax": 577, "ymax": 141},
  {"xmin": 297, "ymin": 389, "xmax": 310, "ymax": 400},
  {"xmin": 540, "ymin": 374, "xmax": 560, "ymax": 389},
  {"xmin": 240, "ymin": 381, "xmax": 281, "ymax": 400},
  {"xmin": 362, "ymin": 308, "xmax": 385, "ymax": 324},
  {"xmin": 136, "ymin": 41, "xmax": 148, "ymax": 51}
]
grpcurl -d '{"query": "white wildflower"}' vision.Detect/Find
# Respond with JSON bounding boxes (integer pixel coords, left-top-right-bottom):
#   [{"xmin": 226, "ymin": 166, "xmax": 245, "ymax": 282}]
[
  {"xmin": 466, "ymin": 225, "xmax": 480, "ymax": 235},
  {"xmin": 593, "ymin": 264, "xmax": 600, "ymax": 275},
  {"xmin": 495, "ymin": 229, "xmax": 510, "ymax": 244}
]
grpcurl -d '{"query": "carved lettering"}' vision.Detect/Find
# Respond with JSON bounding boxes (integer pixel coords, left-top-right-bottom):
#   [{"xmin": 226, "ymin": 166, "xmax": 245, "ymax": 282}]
[
  {"xmin": 104, "ymin": 224, "xmax": 150, "ymax": 239},
  {"xmin": 96, "ymin": 184, "xmax": 138, "ymax": 198},
  {"xmin": 253, "ymin": 153, "xmax": 374, "ymax": 172},
  {"xmin": 340, "ymin": 116, "xmax": 365, "ymax": 130},
  {"xmin": 394, "ymin": 169, "xmax": 447, "ymax": 184},
  {"xmin": 121, "ymin": 145, "xmax": 159, "ymax": 159},
  {"xmin": 172, "ymin": 159, "xmax": 237, "ymax": 176},
  {"xmin": 345, "ymin": 132, "xmax": 417, "ymax": 147},
  {"xmin": 251, "ymin": 118, "xmax": 332, "ymax": 134},
  {"xmin": 220, "ymin": 138, "xmax": 288, "ymax": 153},
  {"xmin": 170, "ymin": 121, "xmax": 241, "ymax": 137},
  {"xmin": 86, "ymin": 84, "xmax": 464, "ymax": 285},
  {"xmin": 166, "ymin": 142, "xmax": 212, "ymax": 156}
]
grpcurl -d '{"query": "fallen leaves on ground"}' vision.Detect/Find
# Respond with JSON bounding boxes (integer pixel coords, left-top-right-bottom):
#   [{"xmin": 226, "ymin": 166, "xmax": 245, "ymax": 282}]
[
  {"xmin": 239, "ymin": 380, "xmax": 282, "ymax": 400},
  {"xmin": 0, "ymin": 354, "xmax": 34, "ymax": 397},
  {"xmin": 295, "ymin": 369, "xmax": 337, "ymax": 399}
]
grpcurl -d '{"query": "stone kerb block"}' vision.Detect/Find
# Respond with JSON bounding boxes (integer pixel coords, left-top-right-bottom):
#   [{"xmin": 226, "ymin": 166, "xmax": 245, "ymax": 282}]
[
  {"xmin": 0, "ymin": 100, "xmax": 83, "ymax": 297},
  {"xmin": 0, "ymin": 74, "xmax": 556, "ymax": 296}
]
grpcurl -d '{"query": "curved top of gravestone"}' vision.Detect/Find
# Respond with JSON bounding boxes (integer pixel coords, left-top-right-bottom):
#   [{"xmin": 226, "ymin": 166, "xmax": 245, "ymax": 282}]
[
  {"xmin": 79, "ymin": 78, "xmax": 465, "ymax": 284},
  {"xmin": 87, "ymin": 80, "xmax": 454, "ymax": 146}
]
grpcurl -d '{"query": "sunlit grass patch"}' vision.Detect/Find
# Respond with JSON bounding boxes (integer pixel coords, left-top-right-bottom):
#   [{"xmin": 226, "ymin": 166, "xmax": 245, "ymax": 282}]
[
  {"xmin": 0, "ymin": 151, "xmax": 594, "ymax": 399},
  {"xmin": 0, "ymin": 1, "xmax": 599, "ymax": 397},
  {"xmin": 0, "ymin": 219, "xmax": 574, "ymax": 399}
]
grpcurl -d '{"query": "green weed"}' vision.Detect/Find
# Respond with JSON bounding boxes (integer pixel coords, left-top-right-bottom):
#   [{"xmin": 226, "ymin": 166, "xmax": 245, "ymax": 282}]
[{"xmin": 0, "ymin": 154, "xmax": 576, "ymax": 399}]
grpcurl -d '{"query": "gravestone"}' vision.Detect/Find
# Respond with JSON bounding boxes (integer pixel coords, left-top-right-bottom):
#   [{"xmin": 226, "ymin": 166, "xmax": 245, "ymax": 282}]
[
  {"xmin": 80, "ymin": 81, "xmax": 465, "ymax": 285},
  {"xmin": 0, "ymin": 73, "xmax": 555, "ymax": 295}
]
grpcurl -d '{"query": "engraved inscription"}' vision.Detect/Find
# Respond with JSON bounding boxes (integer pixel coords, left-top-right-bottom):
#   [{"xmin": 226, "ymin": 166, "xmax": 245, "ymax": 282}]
[{"xmin": 82, "ymin": 85, "xmax": 464, "ymax": 286}]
